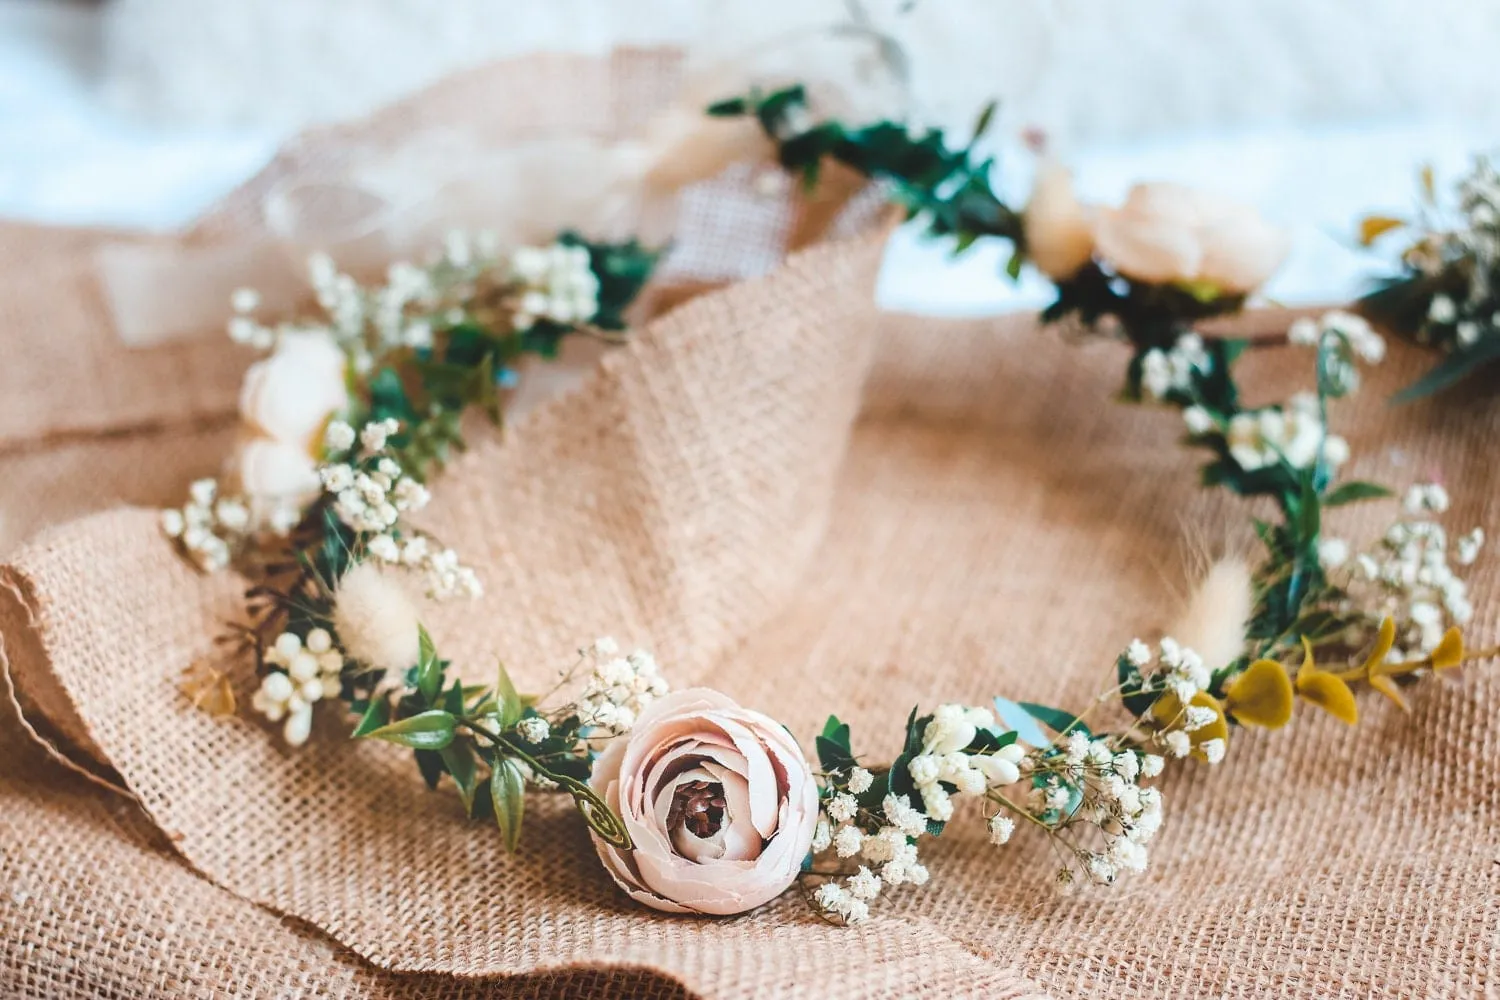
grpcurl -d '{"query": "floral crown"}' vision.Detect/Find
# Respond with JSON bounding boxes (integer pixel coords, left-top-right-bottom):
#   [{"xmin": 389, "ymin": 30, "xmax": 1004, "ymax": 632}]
[{"xmin": 168, "ymin": 87, "xmax": 1492, "ymax": 925}]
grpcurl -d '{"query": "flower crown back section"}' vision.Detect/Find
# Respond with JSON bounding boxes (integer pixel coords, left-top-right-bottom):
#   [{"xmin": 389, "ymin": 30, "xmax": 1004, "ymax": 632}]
[{"xmin": 163, "ymin": 91, "xmax": 1494, "ymax": 925}]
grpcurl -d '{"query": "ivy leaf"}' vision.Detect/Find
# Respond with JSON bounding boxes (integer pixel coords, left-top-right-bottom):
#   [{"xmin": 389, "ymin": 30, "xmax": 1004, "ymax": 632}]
[
  {"xmin": 440, "ymin": 740, "xmax": 479, "ymax": 816},
  {"xmin": 815, "ymin": 715, "xmax": 856, "ymax": 775},
  {"xmin": 350, "ymin": 697, "xmax": 390, "ymax": 737},
  {"xmin": 1016, "ymin": 701, "xmax": 1091, "ymax": 738},
  {"xmin": 361, "ymin": 709, "xmax": 456, "ymax": 750},
  {"xmin": 490, "ymin": 757, "xmax": 527, "ymax": 852},
  {"xmin": 415, "ymin": 626, "xmax": 443, "ymax": 705},
  {"xmin": 1323, "ymin": 480, "xmax": 1393, "ymax": 507},
  {"xmin": 493, "ymin": 660, "xmax": 524, "ymax": 729}
]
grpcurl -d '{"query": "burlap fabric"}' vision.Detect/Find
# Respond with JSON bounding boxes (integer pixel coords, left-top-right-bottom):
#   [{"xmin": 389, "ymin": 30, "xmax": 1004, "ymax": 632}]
[{"xmin": 3, "ymin": 51, "xmax": 1498, "ymax": 1000}]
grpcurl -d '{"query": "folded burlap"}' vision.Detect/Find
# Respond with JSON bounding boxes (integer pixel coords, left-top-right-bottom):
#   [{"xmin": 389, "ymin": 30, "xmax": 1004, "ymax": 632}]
[{"xmin": 3, "ymin": 49, "xmax": 1498, "ymax": 1000}]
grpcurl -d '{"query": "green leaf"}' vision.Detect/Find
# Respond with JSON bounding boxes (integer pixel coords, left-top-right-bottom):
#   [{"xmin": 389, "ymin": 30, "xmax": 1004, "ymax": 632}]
[
  {"xmin": 816, "ymin": 714, "xmax": 856, "ymax": 774},
  {"xmin": 490, "ymin": 756, "xmax": 526, "ymax": 852},
  {"xmin": 415, "ymin": 626, "xmax": 442, "ymax": 705},
  {"xmin": 1017, "ymin": 701, "xmax": 1090, "ymax": 738},
  {"xmin": 361, "ymin": 709, "xmax": 456, "ymax": 750},
  {"xmin": 494, "ymin": 660, "xmax": 524, "ymax": 729},
  {"xmin": 1004, "ymin": 249, "xmax": 1024, "ymax": 280},
  {"xmin": 440, "ymin": 740, "xmax": 479, "ymax": 816},
  {"xmin": 415, "ymin": 748, "xmax": 445, "ymax": 790},
  {"xmin": 969, "ymin": 99, "xmax": 998, "ymax": 144},
  {"xmin": 1322, "ymin": 480, "xmax": 1394, "ymax": 507},
  {"xmin": 351, "ymin": 697, "xmax": 391, "ymax": 737},
  {"xmin": 1392, "ymin": 333, "xmax": 1500, "ymax": 402},
  {"xmin": 1116, "ymin": 656, "xmax": 1157, "ymax": 717},
  {"xmin": 705, "ymin": 96, "xmax": 748, "ymax": 117}
]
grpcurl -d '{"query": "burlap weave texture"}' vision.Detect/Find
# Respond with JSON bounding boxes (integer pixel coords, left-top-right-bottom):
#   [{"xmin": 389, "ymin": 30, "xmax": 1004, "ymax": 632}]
[{"xmin": 2, "ymin": 46, "xmax": 1498, "ymax": 1000}]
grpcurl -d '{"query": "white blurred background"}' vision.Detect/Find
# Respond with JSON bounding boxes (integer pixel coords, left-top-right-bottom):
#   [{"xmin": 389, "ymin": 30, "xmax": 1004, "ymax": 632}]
[{"xmin": 2, "ymin": 0, "xmax": 1497, "ymax": 312}]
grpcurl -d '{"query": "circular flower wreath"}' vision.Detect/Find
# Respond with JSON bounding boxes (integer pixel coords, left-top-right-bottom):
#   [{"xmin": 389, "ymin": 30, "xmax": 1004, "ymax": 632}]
[{"xmin": 169, "ymin": 91, "xmax": 1495, "ymax": 926}]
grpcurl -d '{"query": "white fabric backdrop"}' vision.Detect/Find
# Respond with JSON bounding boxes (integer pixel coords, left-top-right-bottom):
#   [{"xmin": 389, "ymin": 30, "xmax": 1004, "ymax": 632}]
[{"xmin": 0, "ymin": 0, "xmax": 1494, "ymax": 314}]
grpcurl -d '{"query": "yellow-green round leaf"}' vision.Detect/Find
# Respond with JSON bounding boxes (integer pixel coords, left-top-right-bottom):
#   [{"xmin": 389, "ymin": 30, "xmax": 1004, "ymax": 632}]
[{"xmin": 1225, "ymin": 659, "xmax": 1294, "ymax": 729}]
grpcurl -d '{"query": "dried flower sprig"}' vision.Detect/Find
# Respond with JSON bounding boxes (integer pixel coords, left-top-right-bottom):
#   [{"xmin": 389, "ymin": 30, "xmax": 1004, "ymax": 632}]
[{"xmin": 1358, "ymin": 155, "xmax": 1500, "ymax": 399}]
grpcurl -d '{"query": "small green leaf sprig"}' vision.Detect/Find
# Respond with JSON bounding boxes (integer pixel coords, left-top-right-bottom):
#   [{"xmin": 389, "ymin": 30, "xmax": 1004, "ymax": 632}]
[
  {"xmin": 1358, "ymin": 155, "xmax": 1500, "ymax": 399},
  {"xmin": 353, "ymin": 633, "xmax": 659, "ymax": 852}
]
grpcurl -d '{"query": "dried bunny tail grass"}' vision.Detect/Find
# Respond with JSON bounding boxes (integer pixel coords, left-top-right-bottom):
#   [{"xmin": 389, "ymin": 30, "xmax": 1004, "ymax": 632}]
[
  {"xmin": 1170, "ymin": 557, "xmax": 1254, "ymax": 672},
  {"xmin": 332, "ymin": 563, "xmax": 422, "ymax": 675}
]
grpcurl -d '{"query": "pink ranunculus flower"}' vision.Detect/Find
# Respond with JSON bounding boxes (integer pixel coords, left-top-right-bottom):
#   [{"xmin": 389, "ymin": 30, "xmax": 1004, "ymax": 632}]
[
  {"xmin": 588, "ymin": 688, "xmax": 819, "ymax": 916},
  {"xmin": 1092, "ymin": 181, "xmax": 1290, "ymax": 294}
]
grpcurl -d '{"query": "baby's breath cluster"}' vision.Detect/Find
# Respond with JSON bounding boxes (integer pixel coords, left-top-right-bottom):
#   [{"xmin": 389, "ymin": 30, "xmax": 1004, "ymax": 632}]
[
  {"xmin": 805, "ymin": 701, "xmax": 1160, "ymax": 923},
  {"xmin": 319, "ymin": 418, "xmax": 480, "ymax": 601},
  {"xmin": 509, "ymin": 243, "xmax": 602, "ymax": 331},
  {"xmin": 571, "ymin": 638, "xmax": 669, "ymax": 734},
  {"xmin": 1325, "ymin": 482, "xmax": 1483, "ymax": 661},
  {"xmin": 158, "ymin": 479, "xmax": 255, "ymax": 572}
]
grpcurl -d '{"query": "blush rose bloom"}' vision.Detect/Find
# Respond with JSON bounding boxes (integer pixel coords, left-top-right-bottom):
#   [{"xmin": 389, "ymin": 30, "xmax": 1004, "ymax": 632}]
[
  {"xmin": 588, "ymin": 688, "xmax": 819, "ymax": 916},
  {"xmin": 1023, "ymin": 161, "xmax": 1096, "ymax": 281},
  {"xmin": 1091, "ymin": 182, "xmax": 1290, "ymax": 294}
]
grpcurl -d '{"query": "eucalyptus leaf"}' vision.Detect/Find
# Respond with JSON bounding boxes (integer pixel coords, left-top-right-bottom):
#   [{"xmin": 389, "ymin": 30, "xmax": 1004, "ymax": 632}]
[{"xmin": 1322, "ymin": 480, "xmax": 1393, "ymax": 507}]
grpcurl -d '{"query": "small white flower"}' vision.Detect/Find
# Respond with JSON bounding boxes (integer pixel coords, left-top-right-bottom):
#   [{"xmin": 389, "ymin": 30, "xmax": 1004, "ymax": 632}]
[
  {"xmin": 1199, "ymin": 738, "xmax": 1226, "ymax": 764},
  {"xmin": 1140, "ymin": 754, "xmax": 1164, "ymax": 778},
  {"xmin": 907, "ymin": 754, "xmax": 940, "ymax": 788},
  {"xmin": 516, "ymin": 717, "xmax": 551, "ymax": 743},
  {"xmin": 833, "ymin": 825, "xmax": 864, "ymax": 858},
  {"xmin": 1182, "ymin": 405, "xmax": 1215, "ymax": 436},
  {"xmin": 987, "ymin": 813, "xmax": 1015, "ymax": 845},
  {"xmin": 847, "ymin": 767, "xmax": 874, "ymax": 794},
  {"xmin": 1287, "ymin": 316, "xmax": 1319, "ymax": 346},
  {"xmin": 826, "ymin": 793, "xmax": 859, "ymax": 824},
  {"xmin": 160, "ymin": 508, "xmax": 185, "ymax": 538},
  {"xmin": 367, "ymin": 533, "xmax": 400, "ymax": 563},
  {"xmin": 811, "ymin": 816, "xmax": 832, "ymax": 853},
  {"xmin": 1125, "ymin": 639, "xmax": 1152, "ymax": 668},
  {"xmin": 847, "ymin": 866, "xmax": 882, "ymax": 900},
  {"xmin": 230, "ymin": 287, "xmax": 261, "ymax": 313},
  {"xmin": 1318, "ymin": 537, "xmax": 1350, "ymax": 569},
  {"xmin": 360, "ymin": 421, "xmax": 394, "ymax": 453},
  {"xmin": 1429, "ymin": 294, "xmax": 1457, "ymax": 323},
  {"xmin": 1163, "ymin": 731, "xmax": 1191, "ymax": 758},
  {"xmin": 324, "ymin": 421, "xmax": 356, "ymax": 453}
]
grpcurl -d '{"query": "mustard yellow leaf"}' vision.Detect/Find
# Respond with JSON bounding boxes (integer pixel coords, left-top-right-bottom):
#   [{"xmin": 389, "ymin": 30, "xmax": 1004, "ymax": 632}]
[
  {"xmin": 1359, "ymin": 617, "xmax": 1397, "ymax": 675},
  {"xmin": 1358, "ymin": 215, "xmax": 1407, "ymax": 246},
  {"xmin": 1429, "ymin": 628, "xmax": 1464, "ymax": 671},
  {"xmin": 1150, "ymin": 689, "xmax": 1229, "ymax": 759},
  {"xmin": 1224, "ymin": 658, "xmax": 1294, "ymax": 729},
  {"xmin": 1367, "ymin": 673, "xmax": 1409, "ymax": 712},
  {"xmin": 1296, "ymin": 670, "xmax": 1359, "ymax": 725}
]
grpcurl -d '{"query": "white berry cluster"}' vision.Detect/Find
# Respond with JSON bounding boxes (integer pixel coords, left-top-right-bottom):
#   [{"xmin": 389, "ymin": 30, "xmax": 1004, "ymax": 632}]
[
  {"xmin": 1288, "ymin": 309, "xmax": 1386, "ymax": 394},
  {"xmin": 1324, "ymin": 482, "xmax": 1483, "ymax": 661},
  {"xmin": 319, "ymin": 419, "xmax": 481, "ymax": 600},
  {"xmin": 810, "ymin": 704, "xmax": 1029, "ymax": 924},
  {"xmin": 1140, "ymin": 333, "xmax": 1210, "ymax": 401},
  {"xmin": 573, "ymin": 638, "xmax": 669, "ymax": 734},
  {"xmin": 508, "ymin": 243, "xmax": 601, "ymax": 331},
  {"xmin": 249, "ymin": 628, "xmax": 344, "ymax": 746}
]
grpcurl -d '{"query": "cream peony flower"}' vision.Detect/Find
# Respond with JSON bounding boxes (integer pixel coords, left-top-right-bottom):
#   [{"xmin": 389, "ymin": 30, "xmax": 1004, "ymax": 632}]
[
  {"xmin": 239, "ymin": 330, "xmax": 349, "ymax": 454},
  {"xmin": 234, "ymin": 437, "xmax": 320, "ymax": 504},
  {"xmin": 588, "ymin": 688, "xmax": 819, "ymax": 916},
  {"xmin": 1023, "ymin": 161, "xmax": 1095, "ymax": 280},
  {"xmin": 331, "ymin": 563, "xmax": 422, "ymax": 675},
  {"xmin": 1092, "ymin": 182, "xmax": 1290, "ymax": 294}
]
